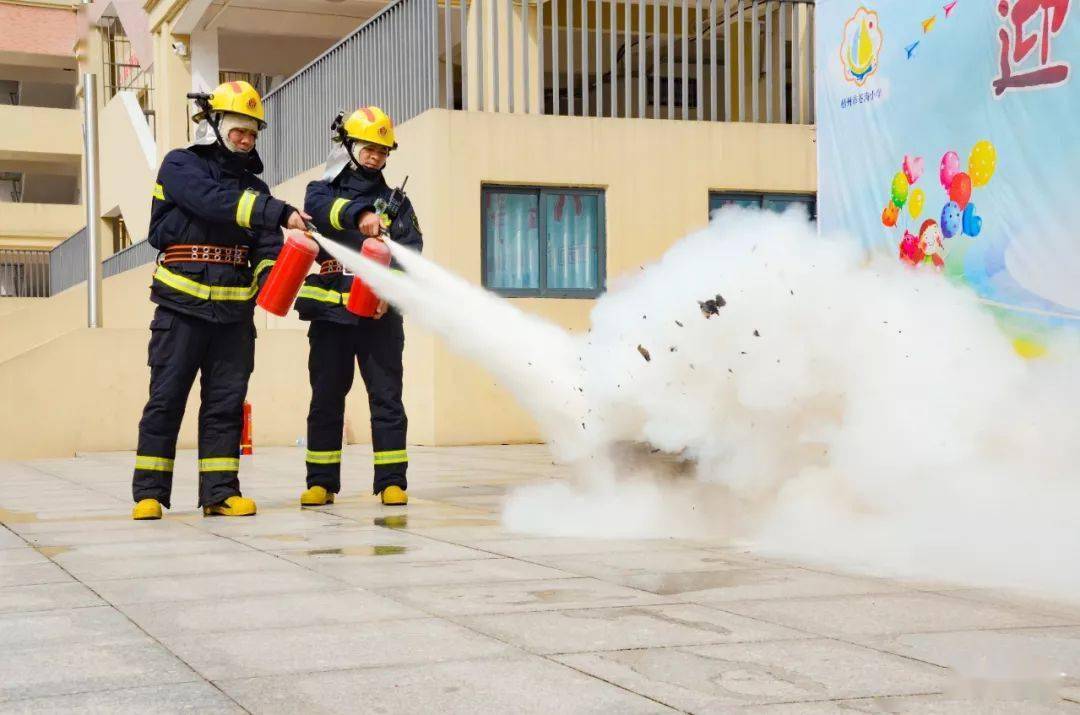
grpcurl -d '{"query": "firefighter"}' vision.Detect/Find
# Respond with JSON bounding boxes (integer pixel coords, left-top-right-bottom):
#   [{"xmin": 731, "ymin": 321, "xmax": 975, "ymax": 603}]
[
  {"xmin": 295, "ymin": 106, "xmax": 422, "ymax": 507},
  {"xmin": 131, "ymin": 80, "xmax": 309, "ymax": 520}
]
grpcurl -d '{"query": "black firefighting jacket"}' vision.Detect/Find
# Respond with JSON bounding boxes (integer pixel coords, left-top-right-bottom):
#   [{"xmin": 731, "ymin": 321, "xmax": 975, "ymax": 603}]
[
  {"xmin": 147, "ymin": 143, "xmax": 294, "ymax": 323},
  {"xmin": 296, "ymin": 164, "xmax": 423, "ymax": 325}
]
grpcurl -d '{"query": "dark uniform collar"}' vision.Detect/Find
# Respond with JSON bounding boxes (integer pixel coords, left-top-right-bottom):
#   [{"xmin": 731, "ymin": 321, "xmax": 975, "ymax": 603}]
[
  {"xmin": 337, "ymin": 165, "xmax": 387, "ymax": 194},
  {"xmin": 191, "ymin": 143, "xmax": 265, "ymax": 176}
]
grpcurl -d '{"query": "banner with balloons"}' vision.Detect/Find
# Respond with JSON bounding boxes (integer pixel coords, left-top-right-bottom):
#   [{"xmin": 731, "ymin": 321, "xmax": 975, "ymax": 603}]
[{"xmin": 815, "ymin": 0, "xmax": 1080, "ymax": 328}]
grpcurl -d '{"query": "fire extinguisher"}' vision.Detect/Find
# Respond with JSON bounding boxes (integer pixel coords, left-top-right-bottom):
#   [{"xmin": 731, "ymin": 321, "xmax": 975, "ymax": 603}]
[
  {"xmin": 345, "ymin": 177, "xmax": 407, "ymax": 317},
  {"xmin": 240, "ymin": 401, "xmax": 253, "ymax": 455},
  {"xmin": 256, "ymin": 230, "xmax": 319, "ymax": 316},
  {"xmin": 345, "ymin": 238, "xmax": 392, "ymax": 317}
]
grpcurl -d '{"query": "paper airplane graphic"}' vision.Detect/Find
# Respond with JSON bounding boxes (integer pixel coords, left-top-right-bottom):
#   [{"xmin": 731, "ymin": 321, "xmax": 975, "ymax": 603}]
[
  {"xmin": 922, "ymin": 15, "xmax": 937, "ymax": 32},
  {"xmin": 905, "ymin": 41, "xmax": 920, "ymax": 59},
  {"xmin": 943, "ymin": 1, "xmax": 958, "ymax": 17}
]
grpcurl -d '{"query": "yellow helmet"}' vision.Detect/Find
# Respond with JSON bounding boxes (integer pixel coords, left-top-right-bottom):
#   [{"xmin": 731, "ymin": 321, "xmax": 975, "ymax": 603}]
[
  {"xmin": 192, "ymin": 80, "xmax": 266, "ymax": 128},
  {"xmin": 342, "ymin": 106, "xmax": 397, "ymax": 149}
]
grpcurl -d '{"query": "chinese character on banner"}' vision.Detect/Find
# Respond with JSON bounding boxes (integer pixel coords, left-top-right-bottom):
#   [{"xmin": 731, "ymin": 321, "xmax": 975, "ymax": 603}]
[{"xmin": 994, "ymin": 0, "xmax": 1071, "ymax": 96}]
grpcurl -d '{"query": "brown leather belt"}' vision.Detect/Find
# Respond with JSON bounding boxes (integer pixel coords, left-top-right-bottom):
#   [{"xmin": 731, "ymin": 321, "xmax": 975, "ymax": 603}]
[
  {"xmin": 162, "ymin": 244, "xmax": 249, "ymax": 266},
  {"xmin": 319, "ymin": 260, "xmax": 343, "ymax": 274}
]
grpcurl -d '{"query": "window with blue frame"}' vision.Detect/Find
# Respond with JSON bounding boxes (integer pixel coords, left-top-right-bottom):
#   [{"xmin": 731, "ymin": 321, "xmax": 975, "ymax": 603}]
[
  {"xmin": 482, "ymin": 186, "xmax": 606, "ymax": 297},
  {"xmin": 709, "ymin": 192, "xmax": 817, "ymax": 220}
]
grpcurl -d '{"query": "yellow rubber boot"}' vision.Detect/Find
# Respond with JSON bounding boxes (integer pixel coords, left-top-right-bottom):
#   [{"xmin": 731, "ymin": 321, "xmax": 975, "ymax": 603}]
[
  {"xmin": 132, "ymin": 499, "xmax": 163, "ymax": 520},
  {"xmin": 380, "ymin": 486, "xmax": 408, "ymax": 506},
  {"xmin": 203, "ymin": 495, "xmax": 257, "ymax": 517},
  {"xmin": 300, "ymin": 486, "xmax": 335, "ymax": 506}
]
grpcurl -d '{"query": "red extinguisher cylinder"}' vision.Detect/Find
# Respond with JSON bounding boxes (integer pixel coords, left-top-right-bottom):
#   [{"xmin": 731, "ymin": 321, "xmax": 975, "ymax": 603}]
[
  {"xmin": 346, "ymin": 238, "xmax": 392, "ymax": 317},
  {"xmin": 256, "ymin": 230, "xmax": 319, "ymax": 316},
  {"xmin": 240, "ymin": 401, "xmax": 253, "ymax": 455}
]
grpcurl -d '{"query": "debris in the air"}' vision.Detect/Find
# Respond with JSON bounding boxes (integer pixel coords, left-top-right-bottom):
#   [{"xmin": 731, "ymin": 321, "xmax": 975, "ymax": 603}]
[
  {"xmin": 675, "ymin": 320, "xmax": 684, "ymax": 328},
  {"xmin": 642, "ymin": 314, "xmax": 647, "ymax": 320},
  {"xmin": 698, "ymin": 294, "xmax": 726, "ymax": 318},
  {"xmin": 637, "ymin": 345, "xmax": 651, "ymax": 362},
  {"xmin": 669, "ymin": 346, "xmax": 677, "ymax": 353},
  {"xmin": 753, "ymin": 329, "xmax": 760, "ymax": 337}
]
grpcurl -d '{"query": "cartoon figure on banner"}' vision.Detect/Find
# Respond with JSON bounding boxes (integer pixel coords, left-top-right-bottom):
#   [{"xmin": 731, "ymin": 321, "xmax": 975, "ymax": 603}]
[
  {"xmin": 993, "ymin": 0, "xmax": 1071, "ymax": 96},
  {"xmin": 840, "ymin": 7, "xmax": 884, "ymax": 86},
  {"xmin": 897, "ymin": 223, "xmax": 945, "ymax": 268},
  {"xmin": 882, "ymin": 140, "xmax": 997, "ymax": 270}
]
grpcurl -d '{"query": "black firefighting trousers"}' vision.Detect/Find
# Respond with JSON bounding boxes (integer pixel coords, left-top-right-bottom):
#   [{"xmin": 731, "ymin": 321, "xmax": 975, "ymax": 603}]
[
  {"xmin": 305, "ymin": 316, "xmax": 408, "ymax": 494},
  {"xmin": 133, "ymin": 306, "xmax": 255, "ymax": 508}
]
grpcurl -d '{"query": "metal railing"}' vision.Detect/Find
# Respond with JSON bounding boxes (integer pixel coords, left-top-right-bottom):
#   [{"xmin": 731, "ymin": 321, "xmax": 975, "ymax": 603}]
[
  {"xmin": 103, "ymin": 239, "xmax": 158, "ymax": 279},
  {"xmin": 261, "ymin": 0, "xmax": 814, "ymax": 185},
  {"xmin": 0, "ymin": 250, "xmax": 50, "ymax": 298},
  {"xmin": 260, "ymin": 0, "xmax": 441, "ymax": 185},
  {"xmin": 48, "ymin": 228, "xmax": 87, "ymax": 296},
  {"xmin": 531, "ymin": 0, "xmax": 817, "ymax": 122},
  {"xmin": 102, "ymin": 16, "xmax": 156, "ymax": 135},
  {"xmin": 46, "ymin": 228, "xmax": 160, "ymax": 297}
]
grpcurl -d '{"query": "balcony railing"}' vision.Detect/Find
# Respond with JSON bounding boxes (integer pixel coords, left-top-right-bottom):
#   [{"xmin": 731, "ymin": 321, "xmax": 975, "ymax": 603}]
[
  {"xmin": 0, "ymin": 250, "xmax": 50, "ymax": 298},
  {"xmin": 2, "ymin": 229, "xmax": 160, "ymax": 298},
  {"xmin": 261, "ymin": 0, "xmax": 815, "ymax": 184}
]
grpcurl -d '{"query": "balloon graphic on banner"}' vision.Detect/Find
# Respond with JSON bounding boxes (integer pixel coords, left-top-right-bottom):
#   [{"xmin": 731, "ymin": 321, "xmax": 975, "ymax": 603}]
[
  {"xmin": 882, "ymin": 203, "xmax": 899, "ymax": 227},
  {"xmin": 940, "ymin": 150, "xmax": 961, "ymax": 189},
  {"xmin": 949, "ymin": 172, "xmax": 972, "ymax": 210},
  {"xmin": 963, "ymin": 203, "xmax": 982, "ymax": 237},
  {"xmin": 891, "ymin": 172, "xmax": 910, "ymax": 208},
  {"xmin": 969, "ymin": 140, "xmax": 997, "ymax": 187},
  {"xmin": 941, "ymin": 201, "xmax": 962, "ymax": 238},
  {"xmin": 903, "ymin": 155, "xmax": 924, "ymax": 184},
  {"xmin": 908, "ymin": 187, "xmax": 926, "ymax": 218}
]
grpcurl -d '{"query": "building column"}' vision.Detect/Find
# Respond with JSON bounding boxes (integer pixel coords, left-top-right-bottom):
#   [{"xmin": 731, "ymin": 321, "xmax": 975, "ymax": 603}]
[
  {"xmin": 190, "ymin": 26, "xmax": 220, "ymax": 94},
  {"xmin": 792, "ymin": 1, "xmax": 813, "ymax": 124},
  {"xmin": 75, "ymin": 18, "xmax": 111, "ymax": 258},
  {"xmin": 465, "ymin": 0, "xmax": 541, "ymax": 113},
  {"xmin": 152, "ymin": 18, "xmax": 193, "ymax": 158}
]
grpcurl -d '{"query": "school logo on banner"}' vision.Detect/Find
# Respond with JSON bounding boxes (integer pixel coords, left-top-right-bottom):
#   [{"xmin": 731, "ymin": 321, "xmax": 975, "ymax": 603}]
[{"xmin": 841, "ymin": 7, "xmax": 884, "ymax": 85}]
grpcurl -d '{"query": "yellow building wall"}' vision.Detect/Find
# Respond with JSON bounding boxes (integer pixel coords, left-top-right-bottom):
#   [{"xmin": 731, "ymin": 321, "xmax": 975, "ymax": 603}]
[
  {"xmin": 0, "ymin": 202, "xmax": 84, "ymax": 250},
  {"xmin": 98, "ymin": 92, "xmax": 159, "ymax": 244},
  {"xmin": 0, "ymin": 104, "xmax": 82, "ymax": 165}
]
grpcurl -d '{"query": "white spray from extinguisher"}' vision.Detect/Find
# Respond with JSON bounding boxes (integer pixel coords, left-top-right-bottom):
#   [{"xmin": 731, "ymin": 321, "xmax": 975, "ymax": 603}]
[{"xmin": 318, "ymin": 210, "xmax": 1080, "ymax": 603}]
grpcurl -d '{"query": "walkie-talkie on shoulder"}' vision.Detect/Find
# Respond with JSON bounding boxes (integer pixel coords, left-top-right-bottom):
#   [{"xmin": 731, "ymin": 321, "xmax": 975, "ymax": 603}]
[{"xmin": 379, "ymin": 176, "xmax": 409, "ymax": 235}]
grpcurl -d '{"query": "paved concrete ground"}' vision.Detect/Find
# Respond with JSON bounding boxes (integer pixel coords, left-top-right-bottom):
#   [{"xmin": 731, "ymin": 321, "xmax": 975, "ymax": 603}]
[{"xmin": 0, "ymin": 445, "xmax": 1078, "ymax": 714}]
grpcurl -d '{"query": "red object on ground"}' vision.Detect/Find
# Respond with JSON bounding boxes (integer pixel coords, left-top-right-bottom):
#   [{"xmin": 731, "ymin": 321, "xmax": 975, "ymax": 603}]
[
  {"xmin": 346, "ymin": 238, "xmax": 392, "ymax": 317},
  {"xmin": 256, "ymin": 230, "xmax": 319, "ymax": 316},
  {"xmin": 240, "ymin": 401, "xmax": 253, "ymax": 455}
]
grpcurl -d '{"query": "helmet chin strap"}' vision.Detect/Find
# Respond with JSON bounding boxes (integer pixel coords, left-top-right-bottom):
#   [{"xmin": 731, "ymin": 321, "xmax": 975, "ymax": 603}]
[
  {"xmin": 204, "ymin": 111, "xmax": 229, "ymax": 153},
  {"xmin": 345, "ymin": 139, "xmax": 362, "ymax": 170}
]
